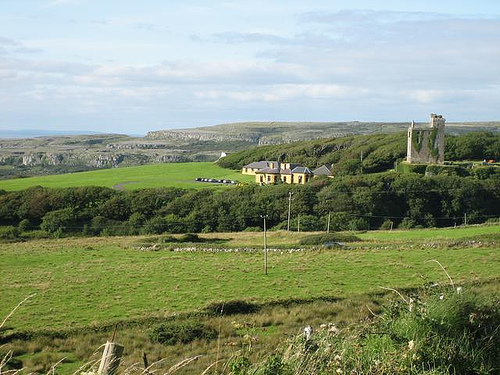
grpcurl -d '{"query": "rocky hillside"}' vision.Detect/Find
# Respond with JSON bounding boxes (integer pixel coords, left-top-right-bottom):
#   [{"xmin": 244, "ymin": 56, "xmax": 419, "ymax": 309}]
[
  {"xmin": 1, "ymin": 121, "xmax": 499, "ymax": 179},
  {"xmin": 147, "ymin": 121, "xmax": 500, "ymax": 145}
]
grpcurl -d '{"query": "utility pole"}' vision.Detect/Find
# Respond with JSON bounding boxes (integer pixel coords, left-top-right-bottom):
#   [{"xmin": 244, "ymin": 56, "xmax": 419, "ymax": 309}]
[
  {"xmin": 261, "ymin": 215, "xmax": 268, "ymax": 275},
  {"xmin": 464, "ymin": 212, "xmax": 467, "ymax": 226},
  {"xmin": 326, "ymin": 212, "xmax": 331, "ymax": 233},
  {"xmin": 297, "ymin": 214, "xmax": 300, "ymax": 233},
  {"xmin": 360, "ymin": 151, "xmax": 364, "ymax": 174},
  {"xmin": 287, "ymin": 192, "xmax": 293, "ymax": 231}
]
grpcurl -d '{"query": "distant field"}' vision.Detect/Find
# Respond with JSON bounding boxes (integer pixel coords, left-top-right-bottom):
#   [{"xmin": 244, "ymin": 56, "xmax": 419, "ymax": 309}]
[
  {"xmin": 2, "ymin": 224, "xmax": 499, "ymax": 332},
  {"xmin": 0, "ymin": 162, "xmax": 253, "ymax": 191},
  {"xmin": 357, "ymin": 224, "xmax": 500, "ymax": 241}
]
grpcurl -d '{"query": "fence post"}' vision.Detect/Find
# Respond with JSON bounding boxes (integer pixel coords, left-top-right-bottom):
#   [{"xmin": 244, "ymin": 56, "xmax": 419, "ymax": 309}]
[{"xmin": 98, "ymin": 341, "xmax": 124, "ymax": 375}]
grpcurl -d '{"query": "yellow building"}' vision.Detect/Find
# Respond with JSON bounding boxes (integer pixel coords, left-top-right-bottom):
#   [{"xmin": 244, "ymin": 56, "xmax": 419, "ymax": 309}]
[
  {"xmin": 241, "ymin": 161, "xmax": 279, "ymax": 175},
  {"xmin": 243, "ymin": 161, "xmax": 332, "ymax": 185}
]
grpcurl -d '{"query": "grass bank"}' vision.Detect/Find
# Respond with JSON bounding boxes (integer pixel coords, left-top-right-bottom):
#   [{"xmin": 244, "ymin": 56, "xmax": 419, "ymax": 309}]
[{"xmin": 0, "ymin": 162, "xmax": 252, "ymax": 191}]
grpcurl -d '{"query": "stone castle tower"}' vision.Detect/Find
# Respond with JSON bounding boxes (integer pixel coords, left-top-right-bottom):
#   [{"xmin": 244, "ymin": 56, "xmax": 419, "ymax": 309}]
[{"xmin": 407, "ymin": 114, "xmax": 445, "ymax": 164}]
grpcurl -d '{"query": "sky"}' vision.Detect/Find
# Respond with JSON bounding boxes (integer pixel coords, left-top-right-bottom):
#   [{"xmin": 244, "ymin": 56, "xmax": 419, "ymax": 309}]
[{"xmin": 1, "ymin": 1, "xmax": 499, "ymax": 135}]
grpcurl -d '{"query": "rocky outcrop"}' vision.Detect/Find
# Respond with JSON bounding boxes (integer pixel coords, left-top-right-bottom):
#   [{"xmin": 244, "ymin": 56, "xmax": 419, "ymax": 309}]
[
  {"xmin": 106, "ymin": 143, "xmax": 171, "ymax": 150},
  {"xmin": 90, "ymin": 154, "xmax": 124, "ymax": 168},
  {"xmin": 22, "ymin": 153, "xmax": 65, "ymax": 166},
  {"xmin": 146, "ymin": 130, "xmax": 260, "ymax": 143}
]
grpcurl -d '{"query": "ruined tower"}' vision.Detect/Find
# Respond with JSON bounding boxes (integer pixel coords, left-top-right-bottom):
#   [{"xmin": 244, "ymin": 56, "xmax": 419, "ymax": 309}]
[{"xmin": 407, "ymin": 114, "xmax": 445, "ymax": 164}]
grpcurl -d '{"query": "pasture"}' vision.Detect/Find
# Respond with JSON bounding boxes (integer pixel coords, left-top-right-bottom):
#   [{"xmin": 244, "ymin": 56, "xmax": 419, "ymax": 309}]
[
  {"xmin": 2, "ymin": 225, "xmax": 499, "ymax": 333},
  {"xmin": 1, "ymin": 224, "xmax": 499, "ymax": 374},
  {"xmin": 0, "ymin": 162, "xmax": 253, "ymax": 191}
]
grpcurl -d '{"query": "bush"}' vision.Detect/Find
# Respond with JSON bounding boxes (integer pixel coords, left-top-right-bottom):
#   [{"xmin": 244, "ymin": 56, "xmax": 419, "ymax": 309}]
[
  {"xmin": 149, "ymin": 320, "xmax": 217, "ymax": 345},
  {"xmin": 399, "ymin": 217, "xmax": 416, "ymax": 229},
  {"xmin": 204, "ymin": 300, "xmax": 260, "ymax": 316},
  {"xmin": 228, "ymin": 356, "xmax": 251, "ymax": 375},
  {"xmin": 0, "ymin": 226, "xmax": 20, "ymax": 240},
  {"xmin": 178, "ymin": 233, "xmax": 202, "ymax": 243},
  {"xmin": 243, "ymin": 226, "xmax": 262, "ymax": 232},
  {"xmin": 398, "ymin": 162, "xmax": 427, "ymax": 174},
  {"xmin": 380, "ymin": 219, "xmax": 394, "ymax": 230},
  {"xmin": 142, "ymin": 216, "xmax": 167, "ymax": 235},
  {"xmin": 425, "ymin": 164, "xmax": 469, "ymax": 177},
  {"xmin": 40, "ymin": 208, "xmax": 76, "ymax": 233},
  {"xmin": 299, "ymin": 233, "xmax": 361, "ymax": 246},
  {"xmin": 18, "ymin": 218, "xmax": 30, "ymax": 232},
  {"xmin": 252, "ymin": 287, "xmax": 500, "ymax": 374},
  {"xmin": 348, "ymin": 218, "xmax": 369, "ymax": 231}
]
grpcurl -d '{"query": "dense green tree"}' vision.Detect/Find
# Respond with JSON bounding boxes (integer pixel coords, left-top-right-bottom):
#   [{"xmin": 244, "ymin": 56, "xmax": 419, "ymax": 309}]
[{"xmin": 40, "ymin": 208, "xmax": 76, "ymax": 233}]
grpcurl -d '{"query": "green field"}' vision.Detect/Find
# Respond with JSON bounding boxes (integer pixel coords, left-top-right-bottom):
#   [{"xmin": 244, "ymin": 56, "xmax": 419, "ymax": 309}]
[
  {"xmin": 2, "ymin": 225, "xmax": 499, "ymax": 333},
  {"xmin": 2, "ymin": 225, "xmax": 499, "ymax": 374},
  {"xmin": 0, "ymin": 162, "xmax": 253, "ymax": 191},
  {"xmin": 357, "ymin": 224, "xmax": 500, "ymax": 241}
]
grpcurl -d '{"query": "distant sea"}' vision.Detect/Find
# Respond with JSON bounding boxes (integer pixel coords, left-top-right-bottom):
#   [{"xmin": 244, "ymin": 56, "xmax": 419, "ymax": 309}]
[{"xmin": 0, "ymin": 129, "xmax": 107, "ymax": 138}]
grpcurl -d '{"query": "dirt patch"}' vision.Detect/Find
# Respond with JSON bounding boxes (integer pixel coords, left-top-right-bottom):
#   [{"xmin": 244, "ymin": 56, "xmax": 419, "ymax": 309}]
[{"xmin": 113, "ymin": 181, "xmax": 138, "ymax": 190}]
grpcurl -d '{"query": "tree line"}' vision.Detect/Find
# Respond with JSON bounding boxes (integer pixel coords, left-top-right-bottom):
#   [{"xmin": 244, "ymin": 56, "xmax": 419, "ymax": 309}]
[
  {"xmin": 218, "ymin": 131, "xmax": 500, "ymax": 176},
  {"xmin": 1, "ymin": 171, "xmax": 499, "ymax": 238}
]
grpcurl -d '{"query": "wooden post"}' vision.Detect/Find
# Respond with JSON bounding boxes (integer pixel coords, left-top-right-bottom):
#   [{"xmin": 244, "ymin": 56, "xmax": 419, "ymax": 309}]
[
  {"xmin": 287, "ymin": 192, "xmax": 293, "ymax": 231},
  {"xmin": 142, "ymin": 352, "xmax": 151, "ymax": 375},
  {"xmin": 326, "ymin": 212, "xmax": 331, "ymax": 233},
  {"xmin": 98, "ymin": 341, "xmax": 124, "ymax": 375},
  {"xmin": 264, "ymin": 216, "xmax": 268, "ymax": 275}
]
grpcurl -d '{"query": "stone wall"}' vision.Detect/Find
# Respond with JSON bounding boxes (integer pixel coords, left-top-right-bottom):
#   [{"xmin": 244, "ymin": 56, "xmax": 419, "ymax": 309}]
[{"xmin": 407, "ymin": 114, "xmax": 445, "ymax": 164}]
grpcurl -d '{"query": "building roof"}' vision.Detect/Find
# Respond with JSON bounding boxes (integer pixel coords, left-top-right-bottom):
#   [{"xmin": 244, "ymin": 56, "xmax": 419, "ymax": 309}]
[
  {"xmin": 291, "ymin": 166, "xmax": 313, "ymax": 174},
  {"xmin": 243, "ymin": 161, "xmax": 270, "ymax": 169},
  {"xmin": 312, "ymin": 165, "xmax": 332, "ymax": 176},
  {"xmin": 280, "ymin": 169, "xmax": 292, "ymax": 175},
  {"xmin": 255, "ymin": 167, "xmax": 281, "ymax": 174}
]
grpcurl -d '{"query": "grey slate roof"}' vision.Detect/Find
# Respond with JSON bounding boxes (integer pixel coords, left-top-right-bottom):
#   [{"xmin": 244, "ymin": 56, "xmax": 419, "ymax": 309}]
[
  {"xmin": 243, "ymin": 161, "xmax": 270, "ymax": 169},
  {"xmin": 291, "ymin": 166, "xmax": 313, "ymax": 174},
  {"xmin": 312, "ymin": 165, "xmax": 332, "ymax": 176},
  {"xmin": 255, "ymin": 167, "xmax": 281, "ymax": 174}
]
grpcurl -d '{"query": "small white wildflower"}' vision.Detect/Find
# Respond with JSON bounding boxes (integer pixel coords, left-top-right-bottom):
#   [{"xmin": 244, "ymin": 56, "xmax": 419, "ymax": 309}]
[
  {"xmin": 457, "ymin": 286, "xmax": 463, "ymax": 294},
  {"xmin": 304, "ymin": 325, "xmax": 313, "ymax": 340},
  {"xmin": 334, "ymin": 354, "xmax": 342, "ymax": 362},
  {"xmin": 408, "ymin": 340, "xmax": 415, "ymax": 350},
  {"xmin": 336, "ymin": 368, "xmax": 343, "ymax": 374},
  {"xmin": 329, "ymin": 324, "xmax": 339, "ymax": 335},
  {"xmin": 439, "ymin": 294, "xmax": 444, "ymax": 300}
]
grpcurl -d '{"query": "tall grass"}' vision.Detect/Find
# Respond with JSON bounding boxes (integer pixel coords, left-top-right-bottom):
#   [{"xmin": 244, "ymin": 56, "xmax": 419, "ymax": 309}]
[{"xmin": 242, "ymin": 285, "xmax": 500, "ymax": 374}]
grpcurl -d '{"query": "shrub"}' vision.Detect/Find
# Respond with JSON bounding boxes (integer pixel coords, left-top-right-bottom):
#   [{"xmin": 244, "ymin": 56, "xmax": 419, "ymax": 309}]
[
  {"xmin": 243, "ymin": 226, "xmax": 262, "ymax": 232},
  {"xmin": 252, "ymin": 287, "xmax": 500, "ymax": 374},
  {"xmin": 380, "ymin": 219, "xmax": 394, "ymax": 230},
  {"xmin": 0, "ymin": 226, "xmax": 20, "ymax": 240},
  {"xmin": 149, "ymin": 320, "xmax": 217, "ymax": 345},
  {"xmin": 178, "ymin": 233, "xmax": 202, "ymax": 243},
  {"xmin": 40, "ymin": 208, "xmax": 76, "ymax": 233},
  {"xmin": 228, "ymin": 356, "xmax": 251, "ymax": 375},
  {"xmin": 299, "ymin": 233, "xmax": 361, "ymax": 245},
  {"xmin": 348, "ymin": 218, "xmax": 369, "ymax": 231},
  {"xmin": 204, "ymin": 300, "xmax": 260, "ymax": 316},
  {"xmin": 142, "ymin": 216, "xmax": 167, "ymax": 234},
  {"xmin": 18, "ymin": 218, "xmax": 30, "ymax": 232},
  {"xmin": 399, "ymin": 217, "xmax": 416, "ymax": 229}
]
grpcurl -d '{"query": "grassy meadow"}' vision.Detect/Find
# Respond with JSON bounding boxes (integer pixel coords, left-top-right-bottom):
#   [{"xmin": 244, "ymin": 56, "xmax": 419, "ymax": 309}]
[
  {"xmin": 2, "ymin": 225, "xmax": 499, "ymax": 332},
  {"xmin": 1, "ymin": 224, "xmax": 499, "ymax": 374},
  {"xmin": 0, "ymin": 162, "xmax": 253, "ymax": 191}
]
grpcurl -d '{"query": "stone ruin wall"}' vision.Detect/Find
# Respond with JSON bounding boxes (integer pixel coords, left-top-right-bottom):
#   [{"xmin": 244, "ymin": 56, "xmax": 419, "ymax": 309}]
[{"xmin": 407, "ymin": 114, "xmax": 445, "ymax": 164}]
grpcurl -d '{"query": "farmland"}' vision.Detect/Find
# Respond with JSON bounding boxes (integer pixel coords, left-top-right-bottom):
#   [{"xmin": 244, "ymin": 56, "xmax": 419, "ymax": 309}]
[
  {"xmin": 1, "ymin": 224, "xmax": 499, "ymax": 374},
  {"xmin": 0, "ymin": 162, "xmax": 252, "ymax": 191},
  {"xmin": 2, "ymin": 225, "xmax": 499, "ymax": 332}
]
